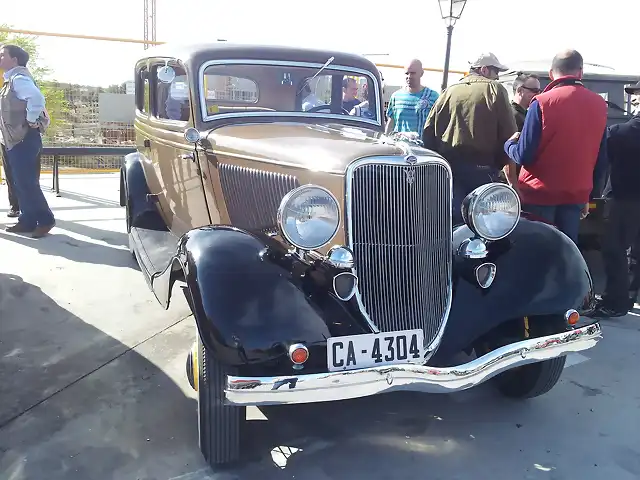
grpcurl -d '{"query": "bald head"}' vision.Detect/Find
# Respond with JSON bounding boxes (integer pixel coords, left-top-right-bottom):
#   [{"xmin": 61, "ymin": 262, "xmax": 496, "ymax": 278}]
[
  {"xmin": 550, "ymin": 49, "xmax": 584, "ymax": 79},
  {"xmin": 404, "ymin": 58, "xmax": 424, "ymax": 92},
  {"xmin": 407, "ymin": 58, "xmax": 423, "ymax": 71}
]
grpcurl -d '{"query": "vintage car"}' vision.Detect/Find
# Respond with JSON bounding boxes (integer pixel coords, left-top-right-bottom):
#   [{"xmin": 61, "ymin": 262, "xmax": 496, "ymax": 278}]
[{"xmin": 120, "ymin": 42, "xmax": 603, "ymax": 467}]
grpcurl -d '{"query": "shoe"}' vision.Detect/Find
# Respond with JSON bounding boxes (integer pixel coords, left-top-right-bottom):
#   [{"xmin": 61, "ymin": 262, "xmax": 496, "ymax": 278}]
[
  {"xmin": 32, "ymin": 222, "xmax": 55, "ymax": 238},
  {"xmin": 7, "ymin": 209, "xmax": 19, "ymax": 218},
  {"xmin": 5, "ymin": 223, "xmax": 35, "ymax": 234},
  {"xmin": 589, "ymin": 303, "xmax": 628, "ymax": 318}
]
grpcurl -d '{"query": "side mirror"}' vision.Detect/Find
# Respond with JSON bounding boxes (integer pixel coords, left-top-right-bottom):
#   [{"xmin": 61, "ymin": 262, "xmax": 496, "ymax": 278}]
[
  {"xmin": 184, "ymin": 127, "xmax": 200, "ymax": 144},
  {"xmin": 158, "ymin": 65, "xmax": 176, "ymax": 84}
]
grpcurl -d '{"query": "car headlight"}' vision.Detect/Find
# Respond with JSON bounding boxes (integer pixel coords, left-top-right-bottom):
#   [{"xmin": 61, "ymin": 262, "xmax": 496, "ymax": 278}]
[
  {"xmin": 462, "ymin": 183, "xmax": 520, "ymax": 241},
  {"xmin": 277, "ymin": 185, "xmax": 340, "ymax": 250}
]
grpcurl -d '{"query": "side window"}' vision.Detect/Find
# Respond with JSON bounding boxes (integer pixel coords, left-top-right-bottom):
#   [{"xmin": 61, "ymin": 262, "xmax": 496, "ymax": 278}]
[
  {"xmin": 137, "ymin": 66, "xmax": 150, "ymax": 114},
  {"xmin": 154, "ymin": 65, "xmax": 191, "ymax": 122}
]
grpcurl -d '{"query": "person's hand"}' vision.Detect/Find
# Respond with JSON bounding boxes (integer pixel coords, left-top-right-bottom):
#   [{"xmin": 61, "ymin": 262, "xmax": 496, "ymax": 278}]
[
  {"xmin": 27, "ymin": 121, "xmax": 39, "ymax": 129},
  {"xmin": 509, "ymin": 181, "xmax": 520, "ymax": 198},
  {"xmin": 508, "ymin": 131, "xmax": 521, "ymax": 143},
  {"xmin": 580, "ymin": 203, "xmax": 590, "ymax": 220}
]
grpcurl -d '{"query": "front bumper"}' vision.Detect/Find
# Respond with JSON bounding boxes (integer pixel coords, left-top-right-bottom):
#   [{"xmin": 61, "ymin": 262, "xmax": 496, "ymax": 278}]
[{"xmin": 225, "ymin": 322, "xmax": 602, "ymax": 406}]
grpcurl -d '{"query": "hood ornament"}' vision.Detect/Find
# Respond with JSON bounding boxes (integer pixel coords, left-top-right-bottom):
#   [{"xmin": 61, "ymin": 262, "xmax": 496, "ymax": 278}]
[{"xmin": 404, "ymin": 155, "xmax": 417, "ymax": 184}]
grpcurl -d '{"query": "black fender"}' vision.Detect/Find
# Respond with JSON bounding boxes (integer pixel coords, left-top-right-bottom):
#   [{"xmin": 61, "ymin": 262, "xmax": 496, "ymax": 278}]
[
  {"xmin": 160, "ymin": 226, "xmax": 370, "ymax": 369},
  {"xmin": 435, "ymin": 217, "xmax": 594, "ymax": 360},
  {"xmin": 120, "ymin": 152, "xmax": 167, "ymax": 232}
]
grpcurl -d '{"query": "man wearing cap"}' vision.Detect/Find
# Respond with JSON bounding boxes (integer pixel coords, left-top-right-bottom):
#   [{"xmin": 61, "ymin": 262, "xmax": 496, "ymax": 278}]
[
  {"xmin": 422, "ymin": 52, "xmax": 517, "ymax": 222},
  {"xmin": 503, "ymin": 49, "xmax": 608, "ymax": 245},
  {"xmin": 590, "ymin": 79, "xmax": 640, "ymax": 317}
]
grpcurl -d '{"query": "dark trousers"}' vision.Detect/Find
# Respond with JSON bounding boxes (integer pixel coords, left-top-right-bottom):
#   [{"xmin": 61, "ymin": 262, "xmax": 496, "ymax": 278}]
[
  {"xmin": 5, "ymin": 129, "xmax": 54, "ymax": 229},
  {"xmin": 522, "ymin": 203, "xmax": 583, "ymax": 244},
  {"xmin": 601, "ymin": 198, "xmax": 640, "ymax": 310},
  {"xmin": 1, "ymin": 143, "xmax": 20, "ymax": 211},
  {"xmin": 452, "ymin": 164, "xmax": 501, "ymax": 224},
  {"xmin": 629, "ymin": 233, "xmax": 640, "ymax": 292}
]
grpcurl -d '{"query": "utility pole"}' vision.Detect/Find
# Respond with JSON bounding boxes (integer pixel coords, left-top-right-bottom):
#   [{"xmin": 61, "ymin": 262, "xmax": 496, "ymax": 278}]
[{"xmin": 143, "ymin": 0, "xmax": 156, "ymax": 50}]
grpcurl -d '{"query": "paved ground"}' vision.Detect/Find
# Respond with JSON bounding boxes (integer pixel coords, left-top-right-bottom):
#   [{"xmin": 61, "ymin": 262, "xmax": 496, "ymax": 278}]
[{"xmin": 0, "ymin": 174, "xmax": 639, "ymax": 480}]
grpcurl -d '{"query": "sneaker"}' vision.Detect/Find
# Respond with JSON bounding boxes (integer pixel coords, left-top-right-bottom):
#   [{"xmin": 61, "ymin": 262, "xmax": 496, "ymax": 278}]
[{"xmin": 7, "ymin": 209, "xmax": 19, "ymax": 218}]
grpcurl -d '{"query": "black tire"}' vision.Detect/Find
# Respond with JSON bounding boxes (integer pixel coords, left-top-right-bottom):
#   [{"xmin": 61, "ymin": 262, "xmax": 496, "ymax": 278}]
[
  {"xmin": 493, "ymin": 356, "xmax": 566, "ymax": 399},
  {"xmin": 196, "ymin": 333, "xmax": 245, "ymax": 466},
  {"xmin": 122, "ymin": 180, "xmax": 137, "ymax": 260}
]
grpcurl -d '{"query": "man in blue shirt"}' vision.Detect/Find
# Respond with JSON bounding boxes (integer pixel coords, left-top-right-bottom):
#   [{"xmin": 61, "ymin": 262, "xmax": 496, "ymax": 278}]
[{"xmin": 385, "ymin": 58, "xmax": 438, "ymax": 135}]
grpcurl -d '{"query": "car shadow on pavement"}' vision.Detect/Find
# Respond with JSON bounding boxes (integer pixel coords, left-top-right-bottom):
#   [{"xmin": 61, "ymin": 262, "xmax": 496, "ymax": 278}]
[
  {"xmin": 0, "ymin": 273, "xmax": 202, "ymax": 480},
  {"xmin": 0, "ymin": 228, "xmax": 137, "ymax": 270}
]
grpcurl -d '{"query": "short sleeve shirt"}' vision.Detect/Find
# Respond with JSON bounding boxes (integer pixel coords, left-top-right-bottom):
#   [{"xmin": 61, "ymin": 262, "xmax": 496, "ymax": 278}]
[{"xmin": 386, "ymin": 87, "xmax": 439, "ymax": 134}]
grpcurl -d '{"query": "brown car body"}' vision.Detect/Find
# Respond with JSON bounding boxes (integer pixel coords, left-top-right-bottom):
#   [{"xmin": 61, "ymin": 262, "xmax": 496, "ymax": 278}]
[{"xmin": 121, "ymin": 42, "xmax": 601, "ymax": 468}]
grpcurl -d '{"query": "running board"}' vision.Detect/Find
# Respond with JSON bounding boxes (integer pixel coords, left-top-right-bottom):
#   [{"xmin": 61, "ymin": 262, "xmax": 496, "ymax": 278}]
[{"xmin": 130, "ymin": 227, "xmax": 180, "ymax": 297}]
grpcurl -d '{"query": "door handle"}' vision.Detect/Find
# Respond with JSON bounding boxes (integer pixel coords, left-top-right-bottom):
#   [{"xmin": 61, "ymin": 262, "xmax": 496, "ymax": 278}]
[{"xmin": 180, "ymin": 153, "xmax": 195, "ymax": 161}]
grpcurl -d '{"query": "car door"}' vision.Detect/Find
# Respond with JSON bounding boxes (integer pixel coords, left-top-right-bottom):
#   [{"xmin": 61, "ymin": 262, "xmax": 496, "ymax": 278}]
[{"xmin": 150, "ymin": 61, "xmax": 211, "ymax": 236}]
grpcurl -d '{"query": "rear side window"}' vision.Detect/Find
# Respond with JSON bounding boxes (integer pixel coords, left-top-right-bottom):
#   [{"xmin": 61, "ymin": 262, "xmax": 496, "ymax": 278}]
[{"xmin": 137, "ymin": 66, "xmax": 151, "ymax": 114}]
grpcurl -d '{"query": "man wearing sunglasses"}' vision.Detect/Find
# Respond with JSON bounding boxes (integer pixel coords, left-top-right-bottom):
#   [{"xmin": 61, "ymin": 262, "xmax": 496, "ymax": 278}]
[{"xmin": 511, "ymin": 73, "xmax": 541, "ymax": 130}]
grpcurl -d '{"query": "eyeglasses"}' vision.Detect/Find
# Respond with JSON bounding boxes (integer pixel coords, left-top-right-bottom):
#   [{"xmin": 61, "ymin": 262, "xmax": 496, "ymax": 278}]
[{"xmin": 521, "ymin": 86, "xmax": 541, "ymax": 94}]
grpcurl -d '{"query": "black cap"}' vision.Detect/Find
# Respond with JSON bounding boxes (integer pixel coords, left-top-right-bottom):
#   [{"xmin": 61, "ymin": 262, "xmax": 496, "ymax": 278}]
[{"xmin": 625, "ymin": 80, "xmax": 640, "ymax": 94}]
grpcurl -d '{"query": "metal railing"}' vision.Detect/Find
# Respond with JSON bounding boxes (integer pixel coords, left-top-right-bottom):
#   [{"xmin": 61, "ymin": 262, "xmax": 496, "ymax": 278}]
[{"xmin": 42, "ymin": 146, "xmax": 136, "ymax": 196}]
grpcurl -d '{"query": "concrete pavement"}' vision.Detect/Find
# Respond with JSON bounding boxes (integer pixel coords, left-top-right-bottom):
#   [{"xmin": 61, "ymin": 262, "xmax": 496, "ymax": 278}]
[{"xmin": 0, "ymin": 174, "xmax": 639, "ymax": 480}]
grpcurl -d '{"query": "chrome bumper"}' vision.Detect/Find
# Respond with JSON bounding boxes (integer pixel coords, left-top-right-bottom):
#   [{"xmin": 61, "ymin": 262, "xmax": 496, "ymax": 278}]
[{"xmin": 225, "ymin": 322, "xmax": 602, "ymax": 406}]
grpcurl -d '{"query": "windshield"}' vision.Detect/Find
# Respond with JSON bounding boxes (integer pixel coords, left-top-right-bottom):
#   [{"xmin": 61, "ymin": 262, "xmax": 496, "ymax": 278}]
[{"xmin": 200, "ymin": 62, "xmax": 381, "ymax": 124}]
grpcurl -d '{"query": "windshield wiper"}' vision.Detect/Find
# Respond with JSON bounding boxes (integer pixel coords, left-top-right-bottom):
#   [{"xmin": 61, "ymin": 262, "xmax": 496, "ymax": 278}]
[{"xmin": 297, "ymin": 56, "xmax": 335, "ymax": 96}]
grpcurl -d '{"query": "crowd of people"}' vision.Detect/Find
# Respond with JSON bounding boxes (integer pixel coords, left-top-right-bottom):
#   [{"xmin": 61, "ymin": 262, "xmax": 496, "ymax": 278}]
[
  {"xmin": 387, "ymin": 48, "xmax": 640, "ymax": 318},
  {"xmin": 2, "ymin": 41, "xmax": 640, "ymax": 318}
]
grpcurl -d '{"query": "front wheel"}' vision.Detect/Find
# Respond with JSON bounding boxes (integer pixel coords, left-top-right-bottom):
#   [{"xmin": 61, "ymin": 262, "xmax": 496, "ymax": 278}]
[
  {"xmin": 195, "ymin": 334, "xmax": 245, "ymax": 466},
  {"xmin": 492, "ymin": 356, "xmax": 566, "ymax": 399},
  {"xmin": 475, "ymin": 316, "xmax": 568, "ymax": 399}
]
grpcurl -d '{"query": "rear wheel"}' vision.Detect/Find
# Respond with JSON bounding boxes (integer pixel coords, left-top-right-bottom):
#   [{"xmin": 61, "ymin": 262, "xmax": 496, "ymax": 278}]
[
  {"xmin": 122, "ymin": 175, "xmax": 137, "ymax": 259},
  {"xmin": 195, "ymin": 333, "xmax": 245, "ymax": 466}
]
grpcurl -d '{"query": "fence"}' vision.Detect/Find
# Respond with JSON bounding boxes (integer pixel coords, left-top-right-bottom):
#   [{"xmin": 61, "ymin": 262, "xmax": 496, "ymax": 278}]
[{"xmin": 42, "ymin": 146, "xmax": 135, "ymax": 196}]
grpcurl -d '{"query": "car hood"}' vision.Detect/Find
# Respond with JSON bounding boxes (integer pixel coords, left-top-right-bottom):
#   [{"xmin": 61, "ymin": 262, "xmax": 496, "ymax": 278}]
[{"xmin": 204, "ymin": 122, "xmax": 410, "ymax": 174}]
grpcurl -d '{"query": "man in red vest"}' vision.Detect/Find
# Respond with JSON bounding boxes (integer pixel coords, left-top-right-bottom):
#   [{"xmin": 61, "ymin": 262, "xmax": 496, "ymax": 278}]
[{"xmin": 502, "ymin": 49, "xmax": 608, "ymax": 244}]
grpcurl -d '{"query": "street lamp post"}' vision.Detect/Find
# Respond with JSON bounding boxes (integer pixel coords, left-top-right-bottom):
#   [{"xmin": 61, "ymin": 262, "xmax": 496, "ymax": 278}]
[{"xmin": 438, "ymin": 0, "xmax": 468, "ymax": 92}]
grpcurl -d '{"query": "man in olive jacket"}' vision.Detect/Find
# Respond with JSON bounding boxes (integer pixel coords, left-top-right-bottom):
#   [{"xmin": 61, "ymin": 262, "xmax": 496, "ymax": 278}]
[{"xmin": 422, "ymin": 53, "xmax": 517, "ymax": 223}]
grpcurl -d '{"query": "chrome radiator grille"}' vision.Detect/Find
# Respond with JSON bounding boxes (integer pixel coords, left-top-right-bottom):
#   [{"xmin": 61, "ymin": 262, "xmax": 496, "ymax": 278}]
[
  {"xmin": 218, "ymin": 163, "xmax": 299, "ymax": 233},
  {"xmin": 347, "ymin": 158, "xmax": 452, "ymax": 349}
]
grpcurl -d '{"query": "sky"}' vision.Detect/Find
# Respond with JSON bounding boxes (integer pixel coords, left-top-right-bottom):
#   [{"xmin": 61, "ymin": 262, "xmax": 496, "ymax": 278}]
[{"xmin": 3, "ymin": 0, "xmax": 639, "ymax": 89}]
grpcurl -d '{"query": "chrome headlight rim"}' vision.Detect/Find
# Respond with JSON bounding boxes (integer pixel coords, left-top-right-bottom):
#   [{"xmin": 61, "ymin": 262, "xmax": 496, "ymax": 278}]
[
  {"xmin": 462, "ymin": 182, "xmax": 521, "ymax": 241},
  {"xmin": 276, "ymin": 184, "xmax": 341, "ymax": 251}
]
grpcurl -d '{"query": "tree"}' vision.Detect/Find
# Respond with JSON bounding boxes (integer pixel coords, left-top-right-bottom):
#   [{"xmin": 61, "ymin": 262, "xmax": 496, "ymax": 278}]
[{"xmin": 0, "ymin": 25, "xmax": 69, "ymax": 140}]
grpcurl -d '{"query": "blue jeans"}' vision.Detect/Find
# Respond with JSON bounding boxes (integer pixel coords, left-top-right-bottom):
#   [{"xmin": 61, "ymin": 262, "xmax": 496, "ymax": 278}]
[
  {"xmin": 522, "ymin": 203, "xmax": 583, "ymax": 244},
  {"xmin": 5, "ymin": 129, "xmax": 55, "ymax": 229}
]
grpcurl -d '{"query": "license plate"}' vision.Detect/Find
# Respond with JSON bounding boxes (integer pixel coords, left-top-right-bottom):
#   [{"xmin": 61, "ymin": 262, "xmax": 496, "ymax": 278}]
[{"xmin": 327, "ymin": 329, "xmax": 424, "ymax": 372}]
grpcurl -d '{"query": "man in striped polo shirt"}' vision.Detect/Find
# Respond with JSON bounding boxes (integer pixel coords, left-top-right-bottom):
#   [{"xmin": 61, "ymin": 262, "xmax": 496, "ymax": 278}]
[{"xmin": 385, "ymin": 58, "xmax": 439, "ymax": 135}]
